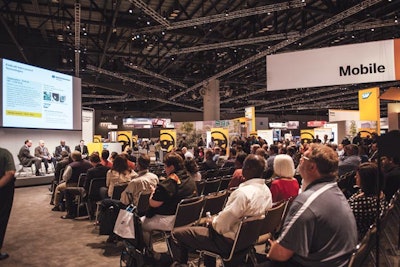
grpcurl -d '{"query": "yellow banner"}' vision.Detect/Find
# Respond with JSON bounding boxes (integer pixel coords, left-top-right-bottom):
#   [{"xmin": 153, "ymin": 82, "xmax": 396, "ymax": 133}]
[
  {"xmin": 300, "ymin": 129, "xmax": 315, "ymax": 143},
  {"xmin": 118, "ymin": 131, "xmax": 133, "ymax": 149},
  {"xmin": 93, "ymin": 135, "xmax": 102, "ymax": 143},
  {"xmin": 359, "ymin": 87, "xmax": 380, "ymax": 133},
  {"xmin": 160, "ymin": 130, "xmax": 176, "ymax": 152},
  {"xmin": 211, "ymin": 128, "xmax": 229, "ymax": 155}
]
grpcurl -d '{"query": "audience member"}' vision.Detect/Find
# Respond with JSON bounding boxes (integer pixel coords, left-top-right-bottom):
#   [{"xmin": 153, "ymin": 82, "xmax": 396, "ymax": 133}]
[
  {"xmin": 100, "ymin": 149, "xmax": 113, "ymax": 168},
  {"xmin": 101, "ymin": 155, "xmax": 137, "ymax": 199},
  {"xmin": 381, "ymin": 155, "xmax": 400, "ymax": 202},
  {"xmin": 169, "ymin": 154, "xmax": 272, "ymax": 266},
  {"xmin": 50, "ymin": 151, "xmax": 72, "ymax": 205},
  {"xmin": 62, "ymin": 153, "xmax": 110, "ymax": 219},
  {"xmin": 141, "ymin": 153, "xmax": 196, "ymax": 249},
  {"xmin": 221, "ymin": 147, "xmax": 237, "ymax": 169},
  {"xmin": 266, "ymin": 144, "xmax": 279, "ymax": 174},
  {"xmin": 54, "ymin": 140, "xmax": 71, "ymax": 161},
  {"xmin": 0, "ymin": 147, "xmax": 16, "ymax": 260},
  {"xmin": 181, "ymin": 147, "xmax": 194, "ymax": 160},
  {"xmin": 368, "ymin": 142, "xmax": 379, "ymax": 163},
  {"xmin": 227, "ymin": 152, "xmax": 247, "ymax": 189},
  {"xmin": 18, "ymin": 139, "xmax": 42, "ymax": 176},
  {"xmin": 184, "ymin": 158, "xmax": 202, "ymax": 182},
  {"xmin": 267, "ymin": 144, "xmax": 357, "ymax": 267},
  {"xmin": 75, "ymin": 140, "xmax": 89, "ymax": 159},
  {"xmin": 120, "ymin": 154, "xmax": 159, "ymax": 206},
  {"xmin": 348, "ymin": 162, "xmax": 387, "ymax": 241},
  {"xmin": 270, "ymin": 154, "xmax": 299, "ymax": 203},
  {"xmin": 52, "ymin": 151, "xmax": 92, "ymax": 211},
  {"xmin": 200, "ymin": 150, "xmax": 218, "ymax": 171},
  {"xmin": 338, "ymin": 144, "xmax": 361, "ymax": 176},
  {"xmin": 34, "ymin": 140, "xmax": 56, "ymax": 174},
  {"xmin": 123, "ymin": 146, "xmax": 137, "ymax": 163}
]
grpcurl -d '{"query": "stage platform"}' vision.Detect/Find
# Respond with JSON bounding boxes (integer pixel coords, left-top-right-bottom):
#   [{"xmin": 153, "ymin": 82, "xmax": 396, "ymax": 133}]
[{"xmin": 15, "ymin": 172, "xmax": 54, "ymax": 188}]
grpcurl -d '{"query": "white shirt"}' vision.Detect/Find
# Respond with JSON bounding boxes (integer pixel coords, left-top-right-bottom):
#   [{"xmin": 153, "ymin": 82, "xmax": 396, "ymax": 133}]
[{"xmin": 212, "ymin": 178, "xmax": 272, "ymax": 240}]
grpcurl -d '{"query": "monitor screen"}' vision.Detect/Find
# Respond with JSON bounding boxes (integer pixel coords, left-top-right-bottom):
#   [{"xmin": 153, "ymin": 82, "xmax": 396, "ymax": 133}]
[{"xmin": 0, "ymin": 58, "xmax": 82, "ymax": 130}]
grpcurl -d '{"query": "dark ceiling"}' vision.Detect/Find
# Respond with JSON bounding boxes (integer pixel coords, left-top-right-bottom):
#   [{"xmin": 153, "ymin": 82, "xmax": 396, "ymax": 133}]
[{"xmin": 0, "ymin": 0, "xmax": 399, "ymax": 118}]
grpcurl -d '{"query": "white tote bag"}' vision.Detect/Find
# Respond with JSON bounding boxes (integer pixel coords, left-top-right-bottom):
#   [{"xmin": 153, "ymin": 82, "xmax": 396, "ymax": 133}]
[{"xmin": 113, "ymin": 208, "xmax": 135, "ymax": 239}]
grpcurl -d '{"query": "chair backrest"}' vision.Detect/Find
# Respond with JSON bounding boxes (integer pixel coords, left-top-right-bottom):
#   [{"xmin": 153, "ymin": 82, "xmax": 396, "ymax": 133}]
[
  {"xmin": 58, "ymin": 168, "xmax": 65, "ymax": 182},
  {"xmin": 256, "ymin": 200, "xmax": 287, "ymax": 244},
  {"xmin": 87, "ymin": 177, "xmax": 106, "ymax": 201},
  {"xmin": 348, "ymin": 225, "xmax": 377, "ymax": 267},
  {"xmin": 218, "ymin": 176, "xmax": 232, "ymax": 191},
  {"xmin": 202, "ymin": 178, "xmax": 221, "ymax": 195},
  {"xmin": 202, "ymin": 190, "xmax": 228, "ymax": 217},
  {"xmin": 225, "ymin": 214, "xmax": 265, "ymax": 261},
  {"xmin": 173, "ymin": 196, "xmax": 205, "ymax": 228},
  {"xmin": 77, "ymin": 173, "xmax": 87, "ymax": 187},
  {"xmin": 205, "ymin": 169, "xmax": 220, "ymax": 179},
  {"xmin": 136, "ymin": 192, "xmax": 151, "ymax": 216},
  {"xmin": 112, "ymin": 183, "xmax": 128, "ymax": 200},
  {"xmin": 196, "ymin": 180, "xmax": 206, "ymax": 196}
]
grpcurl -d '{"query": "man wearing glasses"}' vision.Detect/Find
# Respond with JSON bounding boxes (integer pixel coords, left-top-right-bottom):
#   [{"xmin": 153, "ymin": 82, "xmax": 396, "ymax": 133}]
[{"xmin": 266, "ymin": 143, "xmax": 357, "ymax": 267}]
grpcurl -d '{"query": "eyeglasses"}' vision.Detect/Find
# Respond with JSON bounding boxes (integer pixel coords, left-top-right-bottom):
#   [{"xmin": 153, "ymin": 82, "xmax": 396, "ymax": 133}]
[{"xmin": 301, "ymin": 155, "xmax": 311, "ymax": 161}]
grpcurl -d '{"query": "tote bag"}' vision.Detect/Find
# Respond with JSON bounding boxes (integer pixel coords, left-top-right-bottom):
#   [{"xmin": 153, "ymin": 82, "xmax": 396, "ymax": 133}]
[{"xmin": 113, "ymin": 207, "xmax": 135, "ymax": 239}]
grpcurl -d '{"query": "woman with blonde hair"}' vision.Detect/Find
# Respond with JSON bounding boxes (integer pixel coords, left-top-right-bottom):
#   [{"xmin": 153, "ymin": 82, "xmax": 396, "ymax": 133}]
[{"xmin": 270, "ymin": 154, "xmax": 299, "ymax": 203}]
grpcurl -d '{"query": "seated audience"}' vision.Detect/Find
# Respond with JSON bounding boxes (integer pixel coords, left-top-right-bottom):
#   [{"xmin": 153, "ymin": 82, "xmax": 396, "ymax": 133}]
[
  {"xmin": 18, "ymin": 139, "xmax": 42, "ymax": 176},
  {"xmin": 266, "ymin": 144, "xmax": 357, "ymax": 267},
  {"xmin": 141, "ymin": 153, "xmax": 197, "ymax": 249},
  {"xmin": 62, "ymin": 153, "xmax": 110, "ymax": 219},
  {"xmin": 338, "ymin": 144, "xmax": 361, "ymax": 176},
  {"xmin": 227, "ymin": 152, "xmax": 247, "ymax": 189},
  {"xmin": 348, "ymin": 162, "xmax": 387, "ymax": 241},
  {"xmin": 120, "ymin": 153, "xmax": 136, "ymax": 172},
  {"xmin": 54, "ymin": 140, "xmax": 71, "ymax": 161},
  {"xmin": 34, "ymin": 140, "xmax": 56, "ymax": 174},
  {"xmin": 270, "ymin": 154, "xmax": 299, "ymax": 203},
  {"xmin": 200, "ymin": 150, "xmax": 218, "ymax": 171},
  {"xmin": 50, "ymin": 151, "xmax": 71, "ymax": 205},
  {"xmin": 101, "ymin": 155, "xmax": 137, "ymax": 199},
  {"xmin": 381, "ymin": 155, "xmax": 400, "ymax": 202},
  {"xmin": 52, "ymin": 151, "xmax": 92, "ymax": 211},
  {"xmin": 181, "ymin": 147, "xmax": 194, "ymax": 160},
  {"xmin": 120, "ymin": 154, "xmax": 159, "ymax": 206},
  {"xmin": 123, "ymin": 146, "xmax": 137, "ymax": 163},
  {"xmin": 169, "ymin": 154, "xmax": 272, "ymax": 266},
  {"xmin": 100, "ymin": 149, "xmax": 113, "ymax": 168},
  {"xmin": 184, "ymin": 158, "xmax": 202, "ymax": 182},
  {"xmin": 221, "ymin": 148, "xmax": 237, "ymax": 169}
]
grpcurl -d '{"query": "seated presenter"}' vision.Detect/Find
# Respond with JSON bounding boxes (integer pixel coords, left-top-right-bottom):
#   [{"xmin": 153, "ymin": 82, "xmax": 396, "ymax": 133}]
[
  {"xmin": 54, "ymin": 140, "xmax": 71, "ymax": 161},
  {"xmin": 18, "ymin": 139, "xmax": 42, "ymax": 176},
  {"xmin": 34, "ymin": 140, "xmax": 56, "ymax": 174},
  {"xmin": 75, "ymin": 140, "xmax": 89, "ymax": 159}
]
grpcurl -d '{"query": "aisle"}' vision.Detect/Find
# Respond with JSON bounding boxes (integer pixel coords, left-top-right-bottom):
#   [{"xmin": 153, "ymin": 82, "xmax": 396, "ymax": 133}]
[{"xmin": 2, "ymin": 185, "xmax": 121, "ymax": 267}]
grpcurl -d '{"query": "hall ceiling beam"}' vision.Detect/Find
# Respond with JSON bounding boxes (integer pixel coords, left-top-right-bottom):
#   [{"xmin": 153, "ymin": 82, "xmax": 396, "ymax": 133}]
[
  {"xmin": 129, "ymin": 0, "xmax": 170, "ymax": 27},
  {"xmin": 87, "ymin": 64, "xmax": 169, "ymax": 93},
  {"xmin": 168, "ymin": 0, "xmax": 384, "ymax": 101},
  {"xmin": 124, "ymin": 63, "xmax": 188, "ymax": 88},
  {"xmin": 131, "ymin": 0, "xmax": 307, "ymax": 35}
]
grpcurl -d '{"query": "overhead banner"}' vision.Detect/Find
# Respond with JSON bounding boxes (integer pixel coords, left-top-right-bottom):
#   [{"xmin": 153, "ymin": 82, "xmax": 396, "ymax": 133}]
[
  {"xmin": 267, "ymin": 39, "xmax": 400, "ymax": 90},
  {"xmin": 245, "ymin": 106, "xmax": 256, "ymax": 132},
  {"xmin": 359, "ymin": 87, "xmax": 380, "ymax": 133},
  {"xmin": 160, "ymin": 129, "xmax": 176, "ymax": 152}
]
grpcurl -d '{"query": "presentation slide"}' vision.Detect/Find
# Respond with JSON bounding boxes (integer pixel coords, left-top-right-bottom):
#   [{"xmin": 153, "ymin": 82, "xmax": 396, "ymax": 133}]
[{"xmin": 2, "ymin": 59, "xmax": 74, "ymax": 130}]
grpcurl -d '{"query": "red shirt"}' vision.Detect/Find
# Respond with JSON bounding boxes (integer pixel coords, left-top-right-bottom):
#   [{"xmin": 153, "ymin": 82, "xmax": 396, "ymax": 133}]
[{"xmin": 270, "ymin": 178, "xmax": 299, "ymax": 203}]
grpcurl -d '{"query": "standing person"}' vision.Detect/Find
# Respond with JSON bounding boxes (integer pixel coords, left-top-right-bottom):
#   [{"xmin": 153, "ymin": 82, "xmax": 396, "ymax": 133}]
[
  {"xmin": 18, "ymin": 139, "xmax": 42, "ymax": 176},
  {"xmin": 54, "ymin": 140, "xmax": 71, "ymax": 161},
  {"xmin": 34, "ymin": 140, "xmax": 56, "ymax": 174},
  {"xmin": 0, "ymin": 147, "xmax": 16, "ymax": 260},
  {"xmin": 169, "ymin": 154, "xmax": 272, "ymax": 266},
  {"xmin": 75, "ymin": 140, "xmax": 89, "ymax": 159},
  {"xmin": 266, "ymin": 143, "xmax": 357, "ymax": 267}
]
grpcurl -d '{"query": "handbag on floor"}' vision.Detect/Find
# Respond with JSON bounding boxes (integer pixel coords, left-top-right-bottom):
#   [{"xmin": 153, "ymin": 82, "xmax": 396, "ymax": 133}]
[{"xmin": 114, "ymin": 205, "xmax": 135, "ymax": 239}]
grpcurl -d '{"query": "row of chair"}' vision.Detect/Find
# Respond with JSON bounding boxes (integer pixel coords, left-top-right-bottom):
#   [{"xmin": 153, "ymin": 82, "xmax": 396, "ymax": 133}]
[
  {"xmin": 347, "ymin": 189, "xmax": 400, "ymax": 267},
  {"xmin": 196, "ymin": 175, "xmax": 233, "ymax": 196}
]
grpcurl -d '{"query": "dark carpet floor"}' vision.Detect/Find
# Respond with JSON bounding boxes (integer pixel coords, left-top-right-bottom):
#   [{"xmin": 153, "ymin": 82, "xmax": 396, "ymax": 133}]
[{"xmin": 2, "ymin": 185, "xmax": 122, "ymax": 267}]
